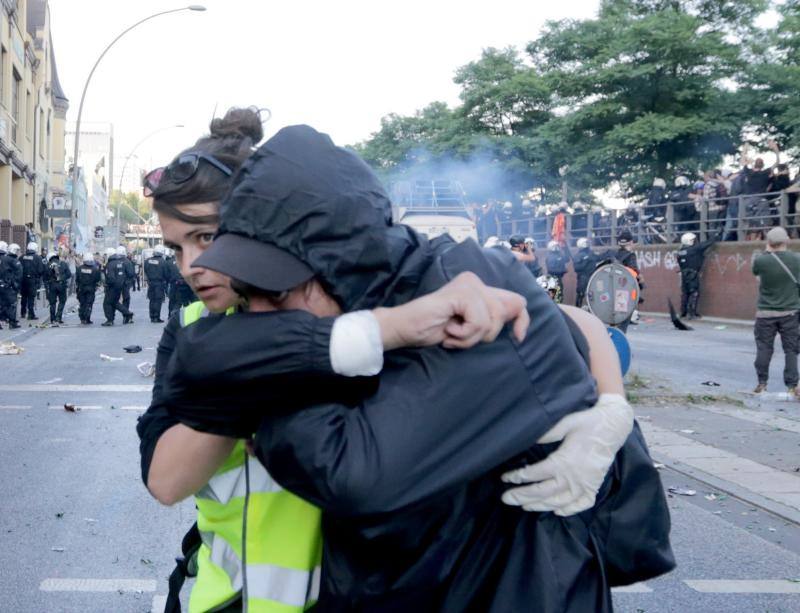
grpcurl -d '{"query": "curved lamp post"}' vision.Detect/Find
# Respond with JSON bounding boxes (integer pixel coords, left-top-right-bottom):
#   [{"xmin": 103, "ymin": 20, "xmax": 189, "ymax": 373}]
[{"xmin": 68, "ymin": 5, "xmax": 206, "ymax": 248}]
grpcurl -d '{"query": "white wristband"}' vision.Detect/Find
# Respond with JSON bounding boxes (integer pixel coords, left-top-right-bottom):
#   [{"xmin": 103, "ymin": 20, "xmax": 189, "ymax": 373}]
[{"xmin": 330, "ymin": 310, "xmax": 384, "ymax": 377}]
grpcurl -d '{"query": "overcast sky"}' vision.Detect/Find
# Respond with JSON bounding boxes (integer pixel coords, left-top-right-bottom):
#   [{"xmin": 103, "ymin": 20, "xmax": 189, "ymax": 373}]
[{"xmin": 49, "ymin": 0, "xmax": 600, "ymax": 187}]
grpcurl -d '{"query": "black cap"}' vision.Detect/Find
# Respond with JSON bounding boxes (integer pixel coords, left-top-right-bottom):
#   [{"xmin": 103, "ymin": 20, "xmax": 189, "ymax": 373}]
[
  {"xmin": 509, "ymin": 235, "xmax": 526, "ymax": 247},
  {"xmin": 617, "ymin": 229, "xmax": 634, "ymax": 244},
  {"xmin": 193, "ymin": 233, "xmax": 314, "ymax": 292}
]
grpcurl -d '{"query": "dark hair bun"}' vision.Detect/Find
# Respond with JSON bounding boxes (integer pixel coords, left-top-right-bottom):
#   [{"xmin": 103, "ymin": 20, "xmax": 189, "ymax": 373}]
[{"xmin": 209, "ymin": 107, "xmax": 264, "ymax": 144}]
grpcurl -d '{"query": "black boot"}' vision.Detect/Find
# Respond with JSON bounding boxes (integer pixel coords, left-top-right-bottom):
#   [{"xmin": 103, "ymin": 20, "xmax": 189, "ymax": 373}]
[
  {"xmin": 680, "ymin": 293, "xmax": 688, "ymax": 318},
  {"xmin": 101, "ymin": 321, "xmax": 114, "ymax": 326}
]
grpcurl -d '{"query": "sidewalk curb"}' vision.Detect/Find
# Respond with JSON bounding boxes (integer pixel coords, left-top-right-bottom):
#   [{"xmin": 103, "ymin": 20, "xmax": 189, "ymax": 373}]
[
  {"xmin": 640, "ymin": 311, "xmax": 755, "ymax": 328},
  {"xmin": 652, "ymin": 451, "xmax": 800, "ymax": 526}
]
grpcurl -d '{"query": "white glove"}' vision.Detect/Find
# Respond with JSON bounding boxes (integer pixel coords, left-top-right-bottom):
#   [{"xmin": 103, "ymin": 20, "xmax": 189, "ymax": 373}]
[{"xmin": 501, "ymin": 393, "xmax": 633, "ymax": 517}]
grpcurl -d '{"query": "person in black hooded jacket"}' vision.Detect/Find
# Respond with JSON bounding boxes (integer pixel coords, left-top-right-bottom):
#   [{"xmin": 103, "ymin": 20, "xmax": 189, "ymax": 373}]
[{"xmin": 163, "ymin": 126, "xmax": 674, "ymax": 612}]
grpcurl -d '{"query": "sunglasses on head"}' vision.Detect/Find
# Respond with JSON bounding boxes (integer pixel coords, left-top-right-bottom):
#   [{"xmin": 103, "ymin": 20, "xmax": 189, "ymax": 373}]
[{"xmin": 142, "ymin": 152, "xmax": 233, "ymax": 198}]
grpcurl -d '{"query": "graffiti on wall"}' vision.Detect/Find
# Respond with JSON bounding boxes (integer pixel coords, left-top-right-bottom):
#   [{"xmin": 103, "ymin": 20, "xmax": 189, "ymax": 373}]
[{"xmin": 635, "ymin": 248, "xmax": 761, "ymax": 276}]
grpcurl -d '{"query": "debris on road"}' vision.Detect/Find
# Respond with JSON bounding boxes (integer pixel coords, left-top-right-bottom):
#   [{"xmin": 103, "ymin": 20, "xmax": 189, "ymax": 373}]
[
  {"xmin": 140, "ymin": 558, "xmax": 153, "ymax": 566},
  {"xmin": 51, "ymin": 547, "xmax": 65, "ymax": 552},
  {"xmin": 123, "ymin": 345, "xmax": 142, "ymax": 353},
  {"xmin": 137, "ymin": 361, "xmax": 155, "ymax": 377},
  {"xmin": 679, "ymin": 429, "xmax": 696, "ymax": 434},
  {"xmin": 701, "ymin": 381, "xmax": 721, "ymax": 387},
  {"xmin": 63, "ymin": 404, "xmax": 77, "ymax": 413},
  {"xmin": 668, "ymin": 487, "xmax": 697, "ymax": 496},
  {"xmin": 55, "ymin": 512, "xmax": 64, "ymax": 518},
  {"xmin": 653, "ymin": 462, "xmax": 665, "ymax": 469},
  {"xmin": 0, "ymin": 341, "xmax": 24, "ymax": 355},
  {"xmin": 714, "ymin": 325, "xmax": 728, "ymax": 330},
  {"xmin": 83, "ymin": 518, "xmax": 97, "ymax": 523},
  {"xmin": 100, "ymin": 354, "xmax": 123, "ymax": 362}
]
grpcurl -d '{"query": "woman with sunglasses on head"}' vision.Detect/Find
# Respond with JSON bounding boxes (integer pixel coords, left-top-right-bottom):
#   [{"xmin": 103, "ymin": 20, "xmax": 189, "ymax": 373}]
[{"xmin": 137, "ymin": 107, "xmax": 533, "ymax": 613}]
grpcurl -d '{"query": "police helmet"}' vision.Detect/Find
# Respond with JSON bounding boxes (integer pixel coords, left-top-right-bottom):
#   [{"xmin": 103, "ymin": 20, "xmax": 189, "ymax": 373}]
[
  {"xmin": 153, "ymin": 244, "xmax": 165, "ymax": 255},
  {"xmin": 0, "ymin": 241, "xmax": 7, "ymax": 253},
  {"xmin": 8, "ymin": 243, "xmax": 20, "ymax": 255},
  {"xmin": 83, "ymin": 252, "xmax": 94, "ymax": 264},
  {"xmin": 653, "ymin": 178, "xmax": 666, "ymax": 189},
  {"xmin": 116, "ymin": 246, "xmax": 127, "ymax": 256},
  {"xmin": 27, "ymin": 242, "xmax": 38, "ymax": 252},
  {"xmin": 105, "ymin": 247, "xmax": 117, "ymax": 257},
  {"xmin": 524, "ymin": 237, "xmax": 535, "ymax": 247},
  {"xmin": 577, "ymin": 237, "xmax": 589, "ymax": 249},
  {"xmin": 502, "ymin": 201, "xmax": 513, "ymax": 210},
  {"xmin": 675, "ymin": 176, "xmax": 690, "ymax": 187},
  {"xmin": 547, "ymin": 240, "xmax": 560, "ymax": 251},
  {"xmin": 483, "ymin": 236, "xmax": 500, "ymax": 248},
  {"xmin": 681, "ymin": 232, "xmax": 697, "ymax": 246},
  {"xmin": 47, "ymin": 250, "xmax": 58, "ymax": 260},
  {"xmin": 617, "ymin": 230, "xmax": 634, "ymax": 246}
]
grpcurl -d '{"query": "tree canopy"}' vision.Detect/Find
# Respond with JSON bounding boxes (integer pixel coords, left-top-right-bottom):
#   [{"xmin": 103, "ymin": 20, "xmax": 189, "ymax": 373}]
[{"xmin": 356, "ymin": 0, "xmax": 792, "ymax": 203}]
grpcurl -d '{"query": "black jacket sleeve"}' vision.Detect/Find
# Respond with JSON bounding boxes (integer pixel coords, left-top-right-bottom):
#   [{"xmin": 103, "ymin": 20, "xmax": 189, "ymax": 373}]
[
  {"xmin": 160, "ymin": 311, "xmax": 338, "ymax": 437},
  {"xmin": 136, "ymin": 313, "xmax": 181, "ymax": 485},
  {"xmin": 254, "ymin": 246, "xmax": 598, "ymax": 516}
]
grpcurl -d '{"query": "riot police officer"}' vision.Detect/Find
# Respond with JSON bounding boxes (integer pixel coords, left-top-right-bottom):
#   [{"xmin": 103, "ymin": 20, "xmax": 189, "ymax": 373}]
[
  {"xmin": 144, "ymin": 244, "xmax": 168, "ymax": 322},
  {"xmin": 0, "ymin": 242, "xmax": 23, "ymax": 329},
  {"xmin": 45, "ymin": 251, "xmax": 71, "ymax": 325},
  {"xmin": 102, "ymin": 247, "xmax": 134, "ymax": 326},
  {"xmin": 117, "ymin": 246, "xmax": 135, "ymax": 312},
  {"xmin": 76, "ymin": 252, "xmax": 101, "ymax": 324},
  {"xmin": 545, "ymin": 240, "xmax": 571, "ymax": 302},
  {"xmin": 20, "ymin": 242, "xmax": 45, "ymax": 320},
  {"xmin": 677, "ymin": 232, "xmax": 716, "ymax": 320},
  {"xmin": 573, "ymin": 237, "xmax": 599, "ymax": 308}
]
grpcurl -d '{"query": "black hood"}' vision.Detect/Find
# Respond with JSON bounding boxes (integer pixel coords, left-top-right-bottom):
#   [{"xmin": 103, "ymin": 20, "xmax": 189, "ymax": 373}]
[{"xmin": 219, "ymin": 125, "xmax": 435, "ymax": 310}]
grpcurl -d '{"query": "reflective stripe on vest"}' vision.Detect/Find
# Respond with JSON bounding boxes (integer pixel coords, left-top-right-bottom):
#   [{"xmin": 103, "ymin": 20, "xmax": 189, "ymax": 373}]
[{"xmin": 179, "ymin": 301, "xmax": 323, "ymax": 613}]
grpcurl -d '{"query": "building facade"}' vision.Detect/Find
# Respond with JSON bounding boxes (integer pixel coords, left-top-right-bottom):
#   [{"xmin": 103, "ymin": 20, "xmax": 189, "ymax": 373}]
[
  {"xmin": 0, "ymin": 0, "xmax": 68, "ymax": 251},
  {"xmin": 65, "ymin": 122, "xmax": 114, "ymax": 252}
]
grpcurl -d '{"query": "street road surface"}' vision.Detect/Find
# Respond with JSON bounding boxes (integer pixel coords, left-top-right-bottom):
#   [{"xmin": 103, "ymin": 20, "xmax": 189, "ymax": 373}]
[{"xmin": 0, "ymin": 295, "xmax": 798, "ymax": 612}]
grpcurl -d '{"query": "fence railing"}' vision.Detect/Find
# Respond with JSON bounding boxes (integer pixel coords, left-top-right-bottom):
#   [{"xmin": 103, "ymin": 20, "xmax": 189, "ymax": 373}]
[{"xmin": 494, "ymin": 190, "xmax": 796, "ymax": 247}]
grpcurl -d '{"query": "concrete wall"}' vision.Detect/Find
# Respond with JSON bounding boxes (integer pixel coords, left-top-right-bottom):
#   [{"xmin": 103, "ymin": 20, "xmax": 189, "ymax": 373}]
[{"xmin": 556, "ymin": 242, "xmax": 780, "ymax": 321}]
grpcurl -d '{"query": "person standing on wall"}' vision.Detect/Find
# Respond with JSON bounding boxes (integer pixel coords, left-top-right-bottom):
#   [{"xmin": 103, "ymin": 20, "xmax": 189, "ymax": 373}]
[{"xmin": 751, "ymin": 226, "xmax": 800, "ymax": 398}]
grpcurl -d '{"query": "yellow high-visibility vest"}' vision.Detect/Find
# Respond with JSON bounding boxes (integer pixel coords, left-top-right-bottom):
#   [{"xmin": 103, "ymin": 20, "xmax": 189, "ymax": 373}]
[{"xmin": 180, "ymin": 301, "xmax": 322, "ymax": 612}]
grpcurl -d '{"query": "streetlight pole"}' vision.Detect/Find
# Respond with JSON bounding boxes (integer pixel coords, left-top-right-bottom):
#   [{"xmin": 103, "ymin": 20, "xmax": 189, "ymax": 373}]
[
  {"xmin": 68, "ymin": 5, "xmax": 206, "ymax": 250},
  {"xmin": 116, "ymin": 123, "xmax": 183, "ymax": 234}
]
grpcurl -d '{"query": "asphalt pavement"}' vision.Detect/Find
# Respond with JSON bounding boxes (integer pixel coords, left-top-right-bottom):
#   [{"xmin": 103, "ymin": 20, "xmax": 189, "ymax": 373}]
[{"xmin": 0, "ymin": 296, "xmax": 799, "ymax": 612}]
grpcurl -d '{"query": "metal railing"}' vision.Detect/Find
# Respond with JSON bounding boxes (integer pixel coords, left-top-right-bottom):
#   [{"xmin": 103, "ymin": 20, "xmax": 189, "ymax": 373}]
[{"xmin": 493, "ymin": 190, "xmax": 796, "ymax": 247}]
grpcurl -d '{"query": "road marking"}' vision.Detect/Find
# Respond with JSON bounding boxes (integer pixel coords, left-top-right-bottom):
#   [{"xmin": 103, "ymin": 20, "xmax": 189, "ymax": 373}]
[
  {"xmin": 36, "ymin": 378, "xmax": 63, "ymax": 385},
  {"xmin": 684, "ymin": 579, "xmax": 800, "ymax": 594},
  {"xmin": 120, "ymin": 405, "xmax": 147, "ymax": 411},
  {"xmin": 611, "ymin": 582, "xmax": 653, "ymax": 593},
  {"xmin": 152, "ymin": 594, "xmax": 167, "ymax": 611},
  {"xmin": 0, "ymin": 384, "xmax": 152, "ymax": 392},
  {"xmin": 48, "ymin": 405, "xmax": 103, "ymax": 411},
  {"xmin": 39, "ymin": 578, "xmax": 157, "ymax": 592},
  {"xmin": 0, "ymin": 405, "xmax": 31, "ymax": 410}
]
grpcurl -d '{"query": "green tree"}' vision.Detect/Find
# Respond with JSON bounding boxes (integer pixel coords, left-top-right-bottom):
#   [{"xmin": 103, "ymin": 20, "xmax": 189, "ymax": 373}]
[
  {"xmin": 109, "ymin": 190, "xmax": 151, "ymax": 229},
  {"xmin": 744, "ymin": 1, "xmax": 800, "ymax": 153},
  {"xmin": 528, "ymin": 0, "xmax": 765, "ymax": 193}
]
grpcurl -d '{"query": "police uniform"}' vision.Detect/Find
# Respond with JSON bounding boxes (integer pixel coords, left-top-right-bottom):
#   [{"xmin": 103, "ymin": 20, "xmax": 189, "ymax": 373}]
[
  {"xmin": 76, "ymin": 263, "xmax": 101, "ymax": 324},
  {"xmin": 144, "ymin": 253, "xmax": 168, "ymax": 322},
  {"xmin": 102, "ymin": 256, "xmax": 134, "ymax": 325},
  {"xmin": 20, "ymin": 250, "xmax": 45, "ymax": 319},
  {"xmin": 45, "ymin": 257, "xmax": 71, "ymax": 324},
  {"xmin": 0, "ymin": 251, "xmax": 23, "ymax": 328},
  {"xmin": 121, "ymin": 256, "xmax": 136, "ymax": 311},
  {"xmin": 573, "ymin": 247, "xmax": 600, "ymax": 307},
  {"xmin": 677, "ymin": 240, "xmax": 715, "ymax": 319}
]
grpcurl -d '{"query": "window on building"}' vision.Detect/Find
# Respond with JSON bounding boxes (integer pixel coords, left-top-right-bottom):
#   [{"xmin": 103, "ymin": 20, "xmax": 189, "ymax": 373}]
[
  {"xmin": 11, "ymin": 68, "xmax": 20, "ymax": 143},
  {"xmin": 0, "ymin": 46, "xmax": 5, "ymax": 107},
  {"xmin": 39, "ymin": 109, "xmax": 44, "ymax": 153},
  {"xmin": 26, "ymin": 90, "xmax": 31, "ymax": 140}
]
